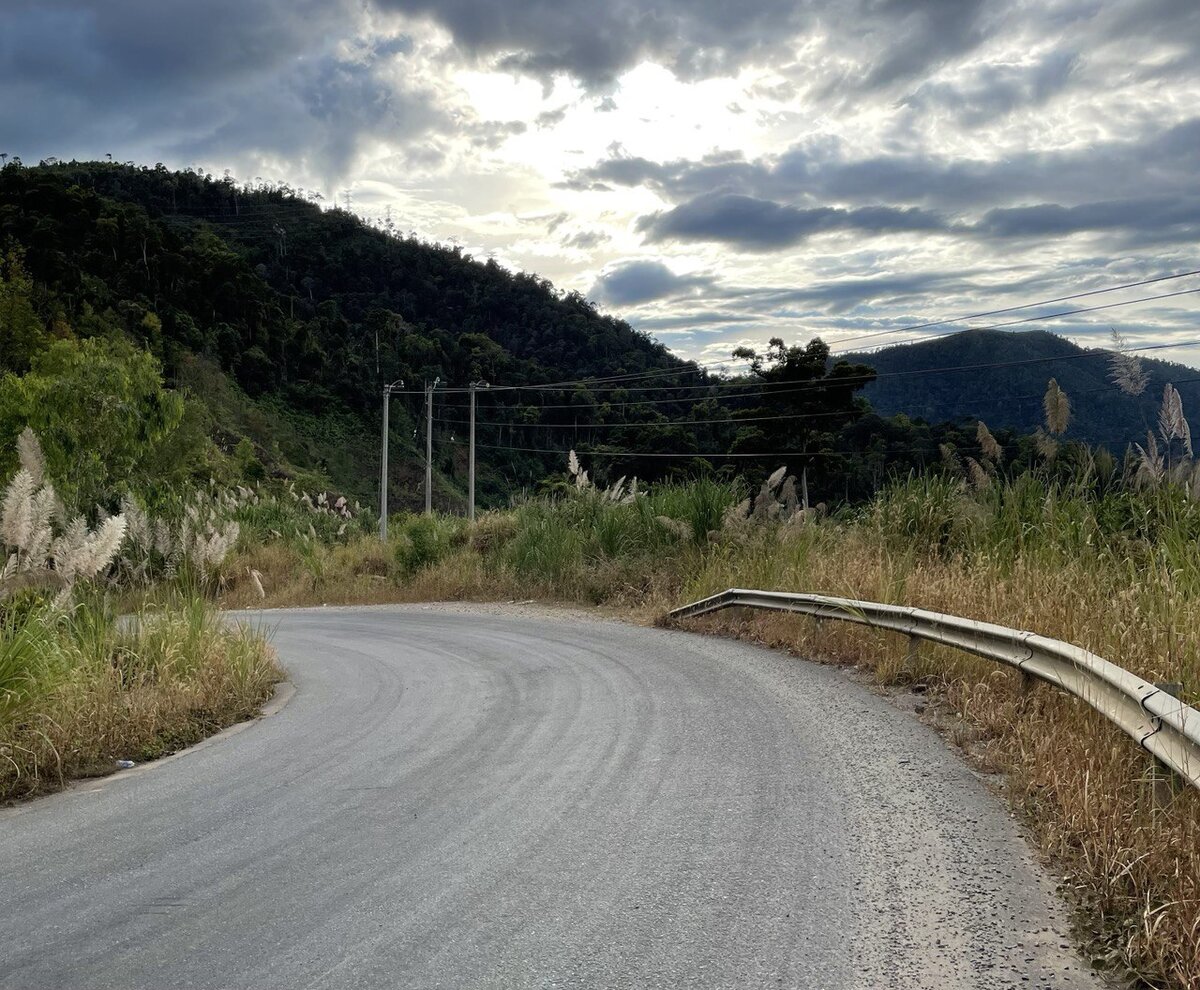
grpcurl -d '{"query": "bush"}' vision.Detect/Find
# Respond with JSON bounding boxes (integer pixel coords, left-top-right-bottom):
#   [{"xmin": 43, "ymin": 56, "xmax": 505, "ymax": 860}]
[
  {"xmin": 469, "ymin": 512, "xmax": 519, "ymax": 555},
  {"xmin": 505, "ymin": 510, "xmax": 584, "ymax": 585},
  {"xmin": 392, "ymin": 513, "xmax": 467, "ymax": 576},
  {"xmin": 647, "ymin": 476, "xmax": 741, "ymax": 544},
  {"xmin": 868, "ymin": 473, "xmax": 980, "ymax": 557}
]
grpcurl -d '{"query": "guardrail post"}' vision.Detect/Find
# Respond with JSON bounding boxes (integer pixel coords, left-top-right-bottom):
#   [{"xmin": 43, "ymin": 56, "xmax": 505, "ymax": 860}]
[
  {"xmin": 906, "ymin": 634, "xmax": 920, "ymax": 670},
  {"xmin": 1150, "ymin": 681, "xmax": 1183, "ymax": 809}
]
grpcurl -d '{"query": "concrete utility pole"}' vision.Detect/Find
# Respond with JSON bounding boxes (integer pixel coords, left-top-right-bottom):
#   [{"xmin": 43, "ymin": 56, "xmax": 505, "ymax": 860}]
[
  {"xmin": 468, "ymin": 381, "xmax": 490, "ymax": 522},
  {"xmin": 425, "ymin": 378, "xmax": 439, "ymax": 515},
  {"xmin": 379, "ymin": 380, "xmax": 404, "ymax": 541}
]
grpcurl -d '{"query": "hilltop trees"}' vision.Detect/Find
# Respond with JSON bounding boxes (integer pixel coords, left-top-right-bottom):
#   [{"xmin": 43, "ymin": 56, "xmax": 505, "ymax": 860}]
[{"xmin": 726, "ymin": 337, "xmax": 876, "ymax": 499}]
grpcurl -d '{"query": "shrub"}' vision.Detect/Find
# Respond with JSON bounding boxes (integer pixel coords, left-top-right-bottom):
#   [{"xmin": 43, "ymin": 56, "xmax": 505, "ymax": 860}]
[
  {"xmin": 469, "ymin": 512, "xmax": 519, "ymax": 555},
  {"xmin": 392, "ymin": 513, "xmax": 467, "ymax": 576}
]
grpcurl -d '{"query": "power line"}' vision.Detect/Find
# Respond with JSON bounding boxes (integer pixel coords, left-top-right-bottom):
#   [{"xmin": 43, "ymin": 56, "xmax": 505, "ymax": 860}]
[
  {"xmin": 381, "ymin": 361, "xmax": 728, "ymax": 397},
  {"xmin": 443, "ymin": 274, "xmax": 1200, "ymax": 396},
  {"xmin": 824, "ymin": 267, "xmax": 1200, "ymax": 350},
  {"xmin": 832, "ymin": 285, "xmax": 1200, "ymax": 355},
  {"xmin": 429, "ymin": 337, "xmax": 1200, "ymax": 412},
  {"xmin": 436, "ymin": 406, "xmax": 870, "ymax": 430},
  {"xmin": 158, "ymin": 202, "xmax": 1200, "ymax": 397},
  {"xmin": 448, "ymin": 433, "xmax": 1146, "ymax": 460},
  {"xmin": 430, "ymin": 270, "xmax": 1200, "ymax": 396},
  {"xmin": 427, "ymin": 298, "xmax": 1200, "ymax": 405},
  {"xmin": 153, "ymin": 204, "xmax": 1200, "ymax": 401},
  {"xmin": 435, "ymin": 372, "xmax": 1200, "ymax": 434}
]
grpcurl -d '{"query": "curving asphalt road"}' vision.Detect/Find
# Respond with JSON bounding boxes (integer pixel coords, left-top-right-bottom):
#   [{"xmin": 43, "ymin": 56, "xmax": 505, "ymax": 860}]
[{"xmin": 0, "ymin": 604, "xmax": 1104, "ymax": 989}]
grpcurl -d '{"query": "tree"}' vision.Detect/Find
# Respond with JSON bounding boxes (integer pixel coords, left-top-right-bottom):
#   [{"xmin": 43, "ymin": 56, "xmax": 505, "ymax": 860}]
[
  {"xmin": 0, "ymin": 336, "xmax": 206, "ymax": 508},
  {"xmin": 728, "ymin": 337, "xmax": 876, "ymax": 498},
  {"xmin": 0, "ymin": 251, "xmax": 49, "ymax": 374}
]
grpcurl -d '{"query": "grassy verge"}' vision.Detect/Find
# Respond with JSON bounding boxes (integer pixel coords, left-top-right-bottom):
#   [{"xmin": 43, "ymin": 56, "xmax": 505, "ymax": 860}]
[
  {"xmin": 0, "ymin": 592, "xmax": 280, "ymax": 802},
  {"xmin": 216, "ymin": 474, "xmax": 1200, "ymax": 987}
]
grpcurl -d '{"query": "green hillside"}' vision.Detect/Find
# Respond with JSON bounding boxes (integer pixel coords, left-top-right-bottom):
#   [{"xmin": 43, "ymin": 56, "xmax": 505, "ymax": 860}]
[
  {"xmin": 846, "ymin": 329, "xmax": 1200, "ymax": 446},
  {"xmin": 0, "ymin": 161, "xmax": 715, "ymax": 509},
  {"xmin": 5, "ymin": 160, "xmax": 1151, "ymax": 513}
]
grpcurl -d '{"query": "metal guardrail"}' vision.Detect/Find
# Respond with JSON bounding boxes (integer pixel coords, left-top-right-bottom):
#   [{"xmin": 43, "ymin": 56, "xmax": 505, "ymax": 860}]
[{"xmin": 669, "ymin": 588, "xmax": 1200, "ymax": 791}]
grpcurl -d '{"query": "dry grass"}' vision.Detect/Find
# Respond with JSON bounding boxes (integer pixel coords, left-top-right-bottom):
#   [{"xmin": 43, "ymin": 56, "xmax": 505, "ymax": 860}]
[
  {"xmin": 0, "ymin": 595, "xmax": 280, "ymax": 802},
  {"xmin": 204, "ymin": 481, "xmax": 1200, "ymax": 987},
  {"xmin": 676, "ymin": 527, "xmax": 1200, "ymax": 988}
]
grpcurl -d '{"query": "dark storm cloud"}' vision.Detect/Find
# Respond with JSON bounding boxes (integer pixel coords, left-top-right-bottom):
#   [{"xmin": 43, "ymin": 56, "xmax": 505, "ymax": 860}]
[
  {"xmin": 636, "ymin": 187, "xmax": 1200, "ymax": 251},
  {"xmin": 0, "ymin": 0, "xmax": 446, "ymax": 182},
  {"xmin": 589, "ymin": 260, "xmax": 714, "ymax": 306},
  {"xmin": 573, "ymin": 111, "xmax": 1200, "ymax": 252},
  {"xmin": 818, "ymin": 0, "xmax": 992, "ymax": 96},
  {"xmin": 978, "ymin": 197, "xmax": 1200, "ymax": 239},
  {"xmin": 576, "ymin": 118, "xmax": 1200, "ymax": 213},
  {"xmin": 638, "ymin": 194, "xmax": 950, "ymax": 250},
  {"xmin": 371, "ymin": 0, "xmax": 992, "ymax": 88}
]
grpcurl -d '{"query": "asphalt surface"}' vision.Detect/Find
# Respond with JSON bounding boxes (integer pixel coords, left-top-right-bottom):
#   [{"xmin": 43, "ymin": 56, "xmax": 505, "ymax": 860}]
[{"xmin": 0, "ymin": 604, "xmax": 1105, "ymax": 989}]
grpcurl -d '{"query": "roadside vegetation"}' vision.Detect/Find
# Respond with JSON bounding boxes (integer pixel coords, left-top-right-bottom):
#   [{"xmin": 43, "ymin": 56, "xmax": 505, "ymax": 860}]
[
  {"xmin": 208, "ymin": 382, "xmax": 1200, "ymax": 989},
  {"xmin": 2, "ymin": 178, "xmax": 1197, "ymax": 982},
  {"xmin": 0, "ymin": 430, "xmax": 278, "ymax": 802}
]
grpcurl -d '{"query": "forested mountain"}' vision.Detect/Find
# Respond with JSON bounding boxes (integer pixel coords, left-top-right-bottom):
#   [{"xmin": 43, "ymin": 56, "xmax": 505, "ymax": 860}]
[
  {"xmin": 0, "ymin": 161, "xmax": 719, "ymax": 508},
  {"xmin": 1, "ymin": 160, "xmax": 1152, "ymax": 513},
  {"xmin": 847, "ymin": 330, "xmax": 1200, "ymax": 447}
]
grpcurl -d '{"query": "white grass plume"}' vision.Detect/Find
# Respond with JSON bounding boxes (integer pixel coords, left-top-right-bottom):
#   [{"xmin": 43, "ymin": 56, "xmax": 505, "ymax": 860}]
[
  {"xmin": 1034, "ymin": 428, "xmax": 1059, "ymax": 462},
  {"xmin": 1134, "ymin": 430, "xmax": 1164, "ymax": 487},
  {"xmin": 976, "ymin": 421, "xmax": 1002, "ymax": 462},
  {"xmin": 1043, "ymin": 379, "xmax": 1070, "ymax": 436},
  {"xmin": 1158, "ymin": 383, "xmax": 1192, "ymax": 458},
  {"xmin": 16, "ymin": 427, "xmax": 45, "ymax": 486},
  {"xmin": 966, "ymin": 457, "xmax": 991, "ymax": 492},
  {"xmin": 1108, "ymin": 328, "xmax": 1149, "ymax": 397}
]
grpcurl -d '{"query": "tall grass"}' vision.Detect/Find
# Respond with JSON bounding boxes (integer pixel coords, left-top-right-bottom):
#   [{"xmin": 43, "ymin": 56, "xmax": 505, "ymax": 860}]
[
  {"xmin": 0, "ymin": 610, "xmax": 63, "ymax": 730},
  {"xmin": 217, "ymin": 469, "xmax": 1200, "ymax": 986},
  {"xmin": 676, "ymin": 477, "xmax": 1200, "ymax": 986},
  {"xmin": 0, "ymin": 593, "xmax": 279, "ymax": 801}
]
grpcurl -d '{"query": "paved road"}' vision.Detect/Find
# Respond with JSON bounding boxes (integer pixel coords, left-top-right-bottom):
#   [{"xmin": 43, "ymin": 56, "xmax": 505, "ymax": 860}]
[{"xmin": 1, "ymin": 605, "xmax": 1103, "ymax": 989}]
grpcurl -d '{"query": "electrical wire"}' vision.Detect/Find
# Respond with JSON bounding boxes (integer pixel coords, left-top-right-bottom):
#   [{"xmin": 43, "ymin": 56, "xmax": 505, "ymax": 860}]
[
  {"xmin": 154, "ymin": 202, "xmax": 1200, "ymax": 398},
  {"xmin": 374, "ymin": 280, "xmax": 1200, "ymax": 396},
  {"xmin": 823, "ymin": 267, "xmax": 1200, "ymax": 350},
  {"xmin": 830, "ymin": 286, "xmax": 1200, "ymax": 355},
  {"xmin": 426, "ymin": 337, "xmax": 1200, "ymax": 412},
  {"xmin": 432, "ymin": 373, "xmax": 1200, "ymax": 435},
  {"xmin": 445, "ymin": 434, "xmax": 1146, "ymax": 460}
]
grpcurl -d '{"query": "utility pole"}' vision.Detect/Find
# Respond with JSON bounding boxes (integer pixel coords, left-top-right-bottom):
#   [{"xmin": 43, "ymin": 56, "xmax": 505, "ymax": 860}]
[
  {"xmin": 468, "ymin": 381, "xmax": 490, "ymax": 522},
  {"xmin": 425, "ymin": 378, "xmax": 439, "ymax": 515},
  {"xmin": 379, "ymin": 379, "xmax": 404, "ymax": 540}
]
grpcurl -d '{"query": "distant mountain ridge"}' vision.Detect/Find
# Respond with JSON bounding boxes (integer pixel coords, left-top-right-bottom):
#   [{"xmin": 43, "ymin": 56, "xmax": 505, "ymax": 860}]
[{"xmin": 844, "ymin": 329, "xmax": 1200, "ymax": 447}]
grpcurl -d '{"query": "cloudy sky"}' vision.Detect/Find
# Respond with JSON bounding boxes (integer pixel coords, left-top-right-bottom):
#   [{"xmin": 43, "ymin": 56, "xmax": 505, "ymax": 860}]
[{"xmin": 4, "ymin": 0, "xmax": 1199, "ymax": 367}]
